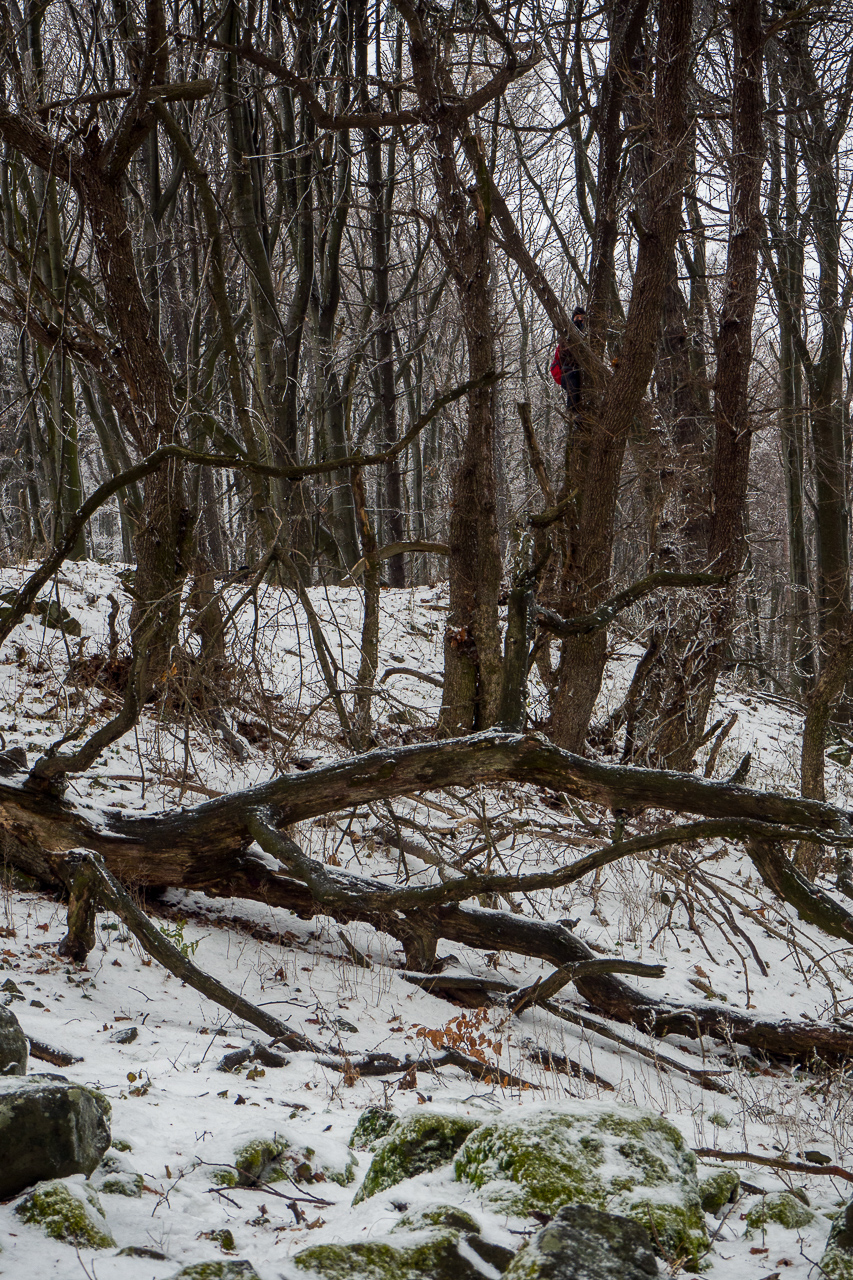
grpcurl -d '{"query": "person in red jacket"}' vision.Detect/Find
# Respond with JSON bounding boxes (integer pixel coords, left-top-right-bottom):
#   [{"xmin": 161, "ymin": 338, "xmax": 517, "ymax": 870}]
[{"xmin": 550, "ymin": 307, "xmax": 586, "ymax": 413}]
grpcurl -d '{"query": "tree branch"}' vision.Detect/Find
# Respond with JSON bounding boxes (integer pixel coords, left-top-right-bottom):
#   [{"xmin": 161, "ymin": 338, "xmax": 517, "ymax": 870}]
[
  {"xmin": 534, "ymin": 570, "xmax": 732, "ymax": 637},
  {"xmin": 57, "ymin": 850, "xmax": 319, "ymax": 1051}
]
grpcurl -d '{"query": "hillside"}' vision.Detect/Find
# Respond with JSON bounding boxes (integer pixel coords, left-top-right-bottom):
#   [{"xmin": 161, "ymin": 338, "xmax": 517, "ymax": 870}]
[{"xmin": 0, "ymin": 564, "xmax": 850, "ymax": 1279}]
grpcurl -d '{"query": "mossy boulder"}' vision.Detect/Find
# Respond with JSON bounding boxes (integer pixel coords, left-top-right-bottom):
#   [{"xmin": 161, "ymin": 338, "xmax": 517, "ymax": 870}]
[
  {"xmin": 821, "ymin": 1196, "xmax": 853, "ymax": 1278},
  {"xmin": 215, "ymin": 1132, "xmax": 353, "ymax": 1189},
  {"xmin": 353, "ymin": 1111, "xmax": 481, "ymax": 1204},
  {"xmin": 745, "ymin": 1192, "xmax": 814, "ymax": 1231},
  {"xmin": 326, "ymin": 1154, "xmax": 358, "ymax": 1187},
  {"xmin": 168, "ymin": 1265, "xmax": 261, "ymax": 1280},
  {"xmin": 206, "ymin": 1229, "xmax": 236, "ymax": 1252},
  {"xmin": 0, "ymin": 1073, "xmax": 111, "ymax": 1197},
  {"xmin": 15, "ymin": 1180, "xmax": 115, "ymax": 1248},
  {"xmin": 290, "ymin": 1232, "xmax": 491, "ymax": 1280},
  {"xmin": 233, "ymin": 1136, "xmax": 289, "ymax": 1187},
  {"xmin": 89, "ymin": 1150, "xmax": 144, "ymax": 1198},
  {"xmin": 697, "ymin": 1165, "xmax": 740, "ymax": 1214},
  {"xmin": 0, "ymin": 1004, "xmax": 27, "ymax": 1074},
  {"xmin": 503, "ymin": 1204, "xmax": 659, "ymax": 1279},
  {"xmin": 393, "ymin": 1205, "xmax": 482, "ymax": 1234},
  {"xmin": 454, "ymin": 1103, "xmax": 706, "ymax": 1268},
  {"xmin": 389, "ymin": 1204, "xmax": 514, "ymax": 1273},
  {"xmin": 350, "ymin": 1107, "xmax": 397, "ymax": 1151}
]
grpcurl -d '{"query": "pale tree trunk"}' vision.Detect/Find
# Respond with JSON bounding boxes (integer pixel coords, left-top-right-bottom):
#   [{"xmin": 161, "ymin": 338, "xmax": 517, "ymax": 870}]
[{"xmin": 359, "ymin": 8, "xmax": 405, "ymax": 587}]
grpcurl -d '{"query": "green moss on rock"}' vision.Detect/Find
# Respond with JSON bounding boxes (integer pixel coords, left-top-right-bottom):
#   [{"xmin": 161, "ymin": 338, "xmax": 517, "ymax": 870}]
[
  {"xmin": 90, "ymin": 1150, "xmax": 143, "ymax": 1198},
  {"xmin": 698, "ymin": 1166, "xmax": 740, "ymax": 1214},
  {"xmin": 326, "ymin": 1154, "xmax": 359, "ymax": 1186},
  {"xmin": 234, "ymin": 1137, "xmax": 289, "ymax": 1186},
  {"xmin": 292, "ymin": 1231, "xmax": 488, "ymax": 1280},
  {"xmin": 393, "ymin": 1205, "xmax": 481, "ymax": 1234},
  {"xmin": 100, "ymin": 1174, "xmax": 143, "ymax": 1197},
  {"xmin": 350, "ymin": 1107, "xmax": 397, "ymax": 1151},
  {"xmin": 168, "ymin": 1264, "xmax": 260, "ymax": 1280},
  {"xmin": 209, "ymin": 1229, "xmax": 236, "ymax": 1252},
  {"xmin": 745, "ymin": 1192, "xmax": 814, "ymax": 1231},
  {"xmin": 822, "ymin": 1250, "xmax": 853, "ymax": 1280},
  {"xmin": 15, "ymin": 1180, "xmax": 115, "ymax": 1248},
  {"xmin": 454, "ymin": 1103, "xmax": 706, "ymax": 1268},
  {"xmin": 353, "ymin": 1112, "xmax": 481, "ymax": 1204}
]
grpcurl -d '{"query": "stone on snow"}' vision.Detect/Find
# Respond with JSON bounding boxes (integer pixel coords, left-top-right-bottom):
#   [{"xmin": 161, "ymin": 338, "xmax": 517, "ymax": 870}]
[{"xmin": 0, "ymin": 1072, "xmax": 111, "ymax": 1198}]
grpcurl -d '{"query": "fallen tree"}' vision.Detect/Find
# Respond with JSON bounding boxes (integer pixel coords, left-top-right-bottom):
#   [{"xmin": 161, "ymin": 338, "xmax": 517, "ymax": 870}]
[{"xmin": 5, "ymin": 730, "xmax": 853, "ymax": 1065}]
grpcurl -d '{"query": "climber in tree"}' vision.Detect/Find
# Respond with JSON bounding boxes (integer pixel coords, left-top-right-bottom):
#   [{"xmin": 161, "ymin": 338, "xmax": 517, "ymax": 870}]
[{"xmin": 550, "ymin": 307, "xmax": 586, "ymax": 413}]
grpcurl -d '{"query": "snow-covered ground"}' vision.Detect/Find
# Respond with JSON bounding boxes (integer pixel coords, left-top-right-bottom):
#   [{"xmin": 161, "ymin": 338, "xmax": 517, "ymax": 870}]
[{"xmin": 0, "ymin": 562, "xmax": 851, "ymax": 1278}]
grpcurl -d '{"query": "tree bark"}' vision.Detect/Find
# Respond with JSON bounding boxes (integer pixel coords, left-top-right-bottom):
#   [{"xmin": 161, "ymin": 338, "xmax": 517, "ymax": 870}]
[{"xmin": 551, "ymin": 0, "xmax": 694, "ymax": 750}]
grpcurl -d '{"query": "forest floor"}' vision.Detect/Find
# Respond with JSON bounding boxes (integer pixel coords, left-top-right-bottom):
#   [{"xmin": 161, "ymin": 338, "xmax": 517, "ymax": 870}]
[{"xmin": 0, "ymin": 562, "xmax": 850, "ymax": 1279}]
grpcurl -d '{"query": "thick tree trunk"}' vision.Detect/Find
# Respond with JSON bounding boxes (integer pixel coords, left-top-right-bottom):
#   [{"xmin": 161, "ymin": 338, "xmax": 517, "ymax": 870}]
[
  {"xmin": 76, "ymin": 160, "xmax": 190, "ymax": 685},
  {"xmin": 222, "ymin": 9, "xmax": 313, "ymax": 575},
  {"xmin": 551, "ymin": 0, "xmax": 694, "ymax": 750},
  {"xmin": 623, "ymin": 0, "xmax": 764, "ymax": 768}
]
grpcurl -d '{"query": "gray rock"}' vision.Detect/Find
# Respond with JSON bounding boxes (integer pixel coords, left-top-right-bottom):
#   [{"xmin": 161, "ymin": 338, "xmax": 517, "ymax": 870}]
[
  {"xmin": 0, "ymin": 1073, "xmax": 111, "ymax": 1197},
  {"xmin": 110, "ymin": 1026, "xmax": 138, "ymax": 1044},
  {"xmin": 0, "ymin": 1004, "xmax": 27, "ymax": 1074},
  {"xmin": 504, "ymin": 1205, "xmax": 660, "ymax": 1280}
]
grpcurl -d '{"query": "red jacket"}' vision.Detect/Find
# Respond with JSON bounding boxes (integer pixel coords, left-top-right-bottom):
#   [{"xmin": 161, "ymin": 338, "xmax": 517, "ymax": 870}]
[{"xmin": 550, "ymin": 346, "xmax": 563, "ymax": 385}]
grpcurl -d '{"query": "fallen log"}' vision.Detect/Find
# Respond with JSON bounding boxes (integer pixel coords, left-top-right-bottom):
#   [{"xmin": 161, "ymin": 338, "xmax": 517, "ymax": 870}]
[
  {"xmin": 28, "ymin": 1038, "xmax": 83, "ymax": 1067},
  {"xmin": 3, "ymin": 730, "xmax": 852, "ymax": 895},
  {"xmin": 2, "ymin": 731, "xmax": 853, "ymax": 1066}
]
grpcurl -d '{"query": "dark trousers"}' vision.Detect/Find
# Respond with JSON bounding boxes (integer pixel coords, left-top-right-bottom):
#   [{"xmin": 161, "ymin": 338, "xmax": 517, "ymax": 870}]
[{"xmin": 562, "ymin": 368, "xmax": 581, "ymax": 412}]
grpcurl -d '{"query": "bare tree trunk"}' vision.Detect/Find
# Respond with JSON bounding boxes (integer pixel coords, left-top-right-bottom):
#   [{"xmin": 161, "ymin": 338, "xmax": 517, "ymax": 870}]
[
  {"xmin": 550, "ymin": 0, "xmax": 694, "ymax": 750},
  {"xmin": 391, "ymin": 2, "xmax": 506, "ymax": 733},
  {"xmin": 358, "ymin": 5, "xmax": 404, "ymax": 587}
]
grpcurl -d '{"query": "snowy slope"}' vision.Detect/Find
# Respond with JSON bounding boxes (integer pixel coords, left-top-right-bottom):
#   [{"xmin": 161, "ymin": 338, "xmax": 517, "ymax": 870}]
[{"xmin": 0, "ymin": 563, "xmax": 850, "ymax": 1279}]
